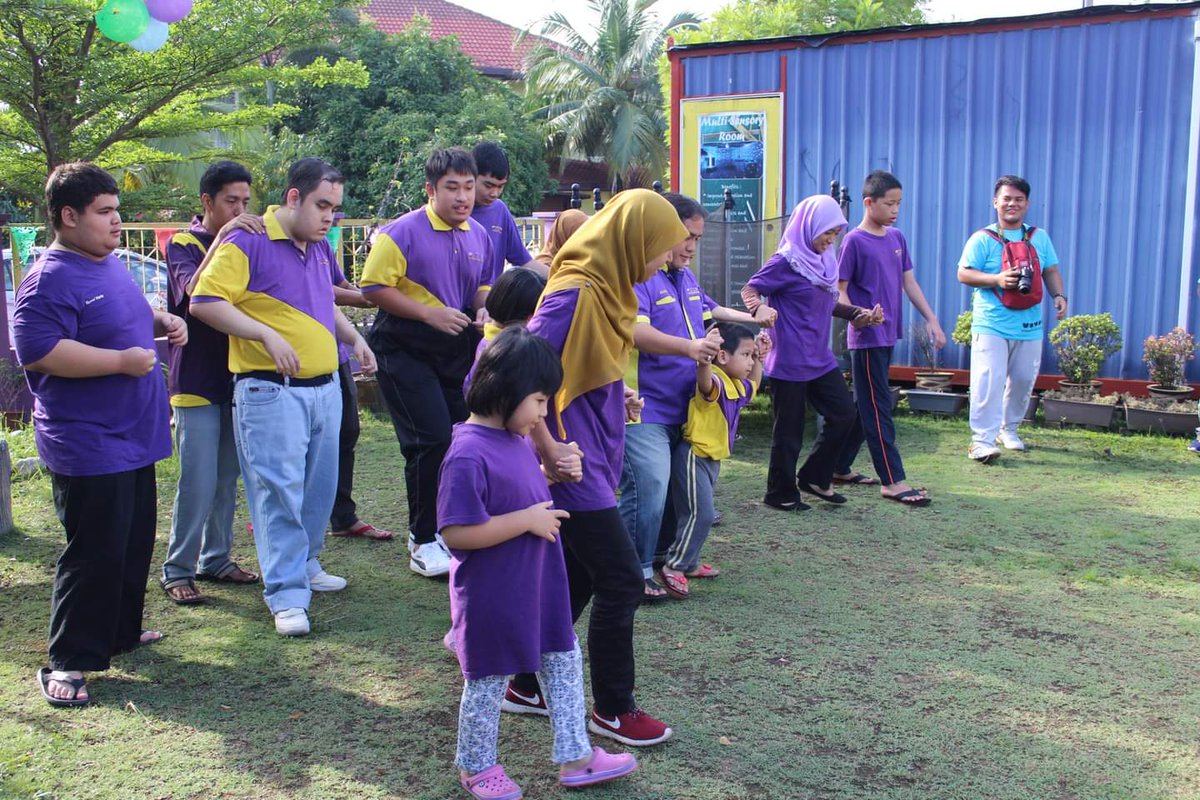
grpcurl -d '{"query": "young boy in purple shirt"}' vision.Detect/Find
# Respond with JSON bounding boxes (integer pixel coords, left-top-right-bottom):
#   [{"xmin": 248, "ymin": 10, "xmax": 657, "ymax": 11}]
[
  {"xmin": 360, "ymin": 148, "xmax": 492, "ymax": 578},
  {"xmin": 836, "ymin": 171, "xmax": 941, "ymax": 506},
  {"xmin": 160, "ymin": 160, "xmax": 262, "ymax": 605},
  {"xmin": 15, "ymin": 162, "xmax": 186, "ymax": 706},
  {"xmin": 471, "ymin": 141, "xmax": 537, "ymax": 281}
]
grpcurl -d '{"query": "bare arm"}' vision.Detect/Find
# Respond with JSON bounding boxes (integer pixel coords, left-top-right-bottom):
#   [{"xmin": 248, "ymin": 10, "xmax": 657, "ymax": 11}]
[
  {"xmin": 634, "ymin": 322, "xmax": 720, "ymax": 361},
  {"xmin": 957, "ymin": 265, "xmax": 1014, "ymax": 289},
  {"xmin": 333, "ymin": 282, "xmax": 371, "ymax": 308},
  {"xmin": 838, "ymin": 280, "xmax": 851, "ymax": 307},
  {"xmin": 1042, "ymin": 266, "xmax": 1068, "ymax": 320},
  {"xmin": 695, "ymin": 361, "xmax": 717, "ymax": 400},
  {"xmin": 709, "ymin": 306, "xmax": 757, "ymax": 325},
  {"xmin": 190, "ymin": 300, "xmax": 301, "ymax": 376},
  {"xmin": 23, "ymin": 340, "xmax": 156, "ymax": 378},
  {"xmin": 441, "ymin": 501, "xmax": 567, "ymax": 550},
  {"xmin": 363, "ymin": 286, "xmax": 471, "ymax": 335}
]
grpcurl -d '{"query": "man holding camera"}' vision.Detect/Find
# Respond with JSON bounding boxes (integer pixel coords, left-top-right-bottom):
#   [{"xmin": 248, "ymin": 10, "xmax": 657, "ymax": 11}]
[{"xmin": 957, "ymin": 175, "xmax": 1068, "ymax": 463}]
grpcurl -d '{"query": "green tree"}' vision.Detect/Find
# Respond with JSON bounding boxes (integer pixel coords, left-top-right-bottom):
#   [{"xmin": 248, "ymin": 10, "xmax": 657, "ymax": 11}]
[
  {"xmin": 673, "ymin": 0, "xmax": 925, "ymax": 43},
  {"xmin": 522, "ymin": 0, "xmax": 700, "ymax": 188},
  {"xmin": 0, "ymin": 0, "xmax": 368, "ymax": 205},
  {"xmin": 267, "ymin": 21, "xmax": 550, "ymax": 218}
]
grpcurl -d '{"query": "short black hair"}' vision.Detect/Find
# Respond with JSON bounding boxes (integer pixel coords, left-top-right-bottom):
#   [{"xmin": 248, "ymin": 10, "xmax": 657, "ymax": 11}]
[
  {"xmin": 485, "ymin": 267, "xmax": 546, "ymax": 326},
  {"xmin": 467, "ymin": 326, "xmax": 563, "ymax": 423},
  {"xmin": 45, "ymin": 162, "xmax": 119, "ymax": 230},
  {"xmin": 661, "ymin": 192, "xmax": 706, "ymax": 222},
  {"xmin": 862, "ymin": 170, "xmax": 902, "ymax": 200},
  {"xmin": 715, "ymin": 321, "xmax": 756, "ymax": 354},
  {"xmin": 426, "ymin": 147, "xmax": 477, "ymax": 186},
  {"xmin": 200, "ymin": 160, "xmax": 253, "ymax": 200},
  {"xmin": 472, "ymin": 141, "xmax": 510, "ymax": 180},
  {"xmin": 993, "ymin": 175, "xmax": 1031, "ymax": 199},
  {"xmin": 285, "ymin": 157, "xmax": 344, "ymax": 203}
]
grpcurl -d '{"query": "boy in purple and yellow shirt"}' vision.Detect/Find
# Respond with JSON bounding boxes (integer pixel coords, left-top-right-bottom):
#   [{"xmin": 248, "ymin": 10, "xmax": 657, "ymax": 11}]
[
  {"xmin": 471, "ymin": 141, "xmax": 535, "ymax": 282},
  {"xmin": 359, "ymin": 147, "xmax": 492, "ymax": 578}
]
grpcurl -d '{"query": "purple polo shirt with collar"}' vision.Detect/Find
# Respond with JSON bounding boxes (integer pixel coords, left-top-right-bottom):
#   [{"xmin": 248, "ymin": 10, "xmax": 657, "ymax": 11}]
[
  {"xmin": 471, "ymin": 198, "xmax": 532, "ymax": 288},
  {"xmin": 527, "ymin": 288, "xmax": 626, "ymax": 512},
  {"xmin": 360, "ymin": 204, "xmax": 492, "ymax": 311},
  {"xmin": 838, "ymin": 227, "xmax": 913, "ymax": 350},
  {"xmin": 630, "ymin": 266, "xmax": 718, "ymax": 426},
  {"xmin": 13, "ymin": 248, "xmax": 171, "ymax": 476},
  {"xmin": 166, "ymin": 216, "xmax": 232, "ymax": 406},
  {"xmin": 747, "ymin": 253, "xmax": 838, "ymax": 382},
  {"xmin": 192, "ymin": 206, "xmax": 341, "ymax": 379}
]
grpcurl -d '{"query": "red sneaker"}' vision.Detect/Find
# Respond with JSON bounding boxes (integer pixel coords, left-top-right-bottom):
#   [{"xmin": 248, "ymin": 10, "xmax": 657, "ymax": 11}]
[
  {"xmin": 587, "ymin": 707, "xmax": 672, "ymax": 746},
  {"xmin": 499, "ymin": 681, "xmax": 549, "ymax": 717}
]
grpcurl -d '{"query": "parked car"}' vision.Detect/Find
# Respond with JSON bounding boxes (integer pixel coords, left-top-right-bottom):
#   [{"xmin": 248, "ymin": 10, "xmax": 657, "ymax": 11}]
[{"xmin": 3, "ymin": 246, "xmax": 168, "ymax": 340}]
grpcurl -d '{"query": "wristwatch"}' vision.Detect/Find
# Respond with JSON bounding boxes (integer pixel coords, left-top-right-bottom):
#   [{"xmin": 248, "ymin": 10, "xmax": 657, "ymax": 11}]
[{"xmin": 1052, "ymin": 293, "xmax": 1067, "ymax": 302}]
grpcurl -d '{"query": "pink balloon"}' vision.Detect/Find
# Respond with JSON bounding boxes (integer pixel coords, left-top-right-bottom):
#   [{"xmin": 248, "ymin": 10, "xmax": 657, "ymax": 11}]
[{"xmin": 145, "ymin": 0, "xmax": 191, "ymax": 23}]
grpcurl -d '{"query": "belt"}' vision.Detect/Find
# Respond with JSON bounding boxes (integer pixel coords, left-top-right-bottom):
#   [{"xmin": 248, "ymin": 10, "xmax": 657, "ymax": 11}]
[{"xmin": 235, "ymin": 371, "xmax": 334, "ymax": 387}]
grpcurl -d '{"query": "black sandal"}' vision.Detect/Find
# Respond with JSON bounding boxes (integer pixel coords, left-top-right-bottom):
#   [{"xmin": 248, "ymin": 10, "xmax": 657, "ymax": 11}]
[
  {"xmin": 161, "ymin": 577, "xmax": 206, "ymax": 605},
  {"xmin": 642, "ymin": 577, "xmax": 669, "ymax": 602},
  {"xmin": 798, "ymin": 483, "xmax": 848, "ymax": 505}
]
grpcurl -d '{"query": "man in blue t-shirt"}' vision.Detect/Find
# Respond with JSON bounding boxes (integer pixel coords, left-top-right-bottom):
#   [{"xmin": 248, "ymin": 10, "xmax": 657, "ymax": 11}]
[{"xmin": 957, "ymin": 175, "xmax": 1068, "ymax": 463}]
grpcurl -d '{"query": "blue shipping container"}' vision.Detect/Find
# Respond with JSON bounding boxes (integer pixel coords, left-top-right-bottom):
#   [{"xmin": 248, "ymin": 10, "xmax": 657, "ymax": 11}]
[{"xmin": 670, "ymin": 3, "xmax": 1200, "ymax": 381}]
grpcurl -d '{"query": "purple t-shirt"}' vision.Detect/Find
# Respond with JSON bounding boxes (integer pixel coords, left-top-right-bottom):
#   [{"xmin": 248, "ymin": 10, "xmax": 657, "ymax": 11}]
[
  {"xmin": 437, "ymin": 422, "xmax": 577, "ymax": 680},
  {"xmin": 527, "ymin": 289, "xmax": 626, "ymax": 512},
  {"xmin": 838, "ymin": 227, "xmax": 913, "ymax": 349},
  {"xmin": 166, "ymin": 217, "xmax": 231, "ymax": 405},
  {"xmin": 13, "ymin": 249, "xmax": 171, "ymax": 476},
  {"xmin": 632, "ymin": 267, "xmax": 718, "ymax": 426},
  {"xmin": 746, "ymin": 253, "xmax": 838, "ymax": 382},
  {"xmin": 471, "ymin": 199, "xmax": 532, "ymax": 288}
]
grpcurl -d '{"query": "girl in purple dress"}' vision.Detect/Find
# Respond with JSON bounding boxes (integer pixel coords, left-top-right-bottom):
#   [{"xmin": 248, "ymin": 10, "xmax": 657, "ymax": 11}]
[{"xmin": 438, "ymin": 326, "xmax": 638, "ymax": 800}]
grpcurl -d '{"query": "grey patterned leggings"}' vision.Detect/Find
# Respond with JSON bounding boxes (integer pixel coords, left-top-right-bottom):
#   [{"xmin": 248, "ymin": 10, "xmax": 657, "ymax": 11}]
[{"xmin": 456, "ymin": 644, "xmax": 592, "ymax": 775}]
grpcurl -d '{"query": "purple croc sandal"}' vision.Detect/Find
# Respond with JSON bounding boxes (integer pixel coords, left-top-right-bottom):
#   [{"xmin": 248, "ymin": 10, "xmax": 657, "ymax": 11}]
[
  {"xmin": 559, "ymin": 746, "xmax": 638, "ymax": 789},
  {"xmin": 460, "ymin": 764, "xmax": 522, "ymax": 800}
]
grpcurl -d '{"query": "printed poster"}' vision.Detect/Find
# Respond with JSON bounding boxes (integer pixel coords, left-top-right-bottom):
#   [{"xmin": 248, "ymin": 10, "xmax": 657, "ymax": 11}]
[{"xmin": 698, "ymin": 111, "xmax": 766, "ymax": 223}]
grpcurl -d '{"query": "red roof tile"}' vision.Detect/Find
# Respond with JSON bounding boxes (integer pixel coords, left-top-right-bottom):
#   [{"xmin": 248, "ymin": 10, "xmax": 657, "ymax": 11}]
[{"xmin": 362, "ymin": 0, "xmax": 551, "ymax": 78}]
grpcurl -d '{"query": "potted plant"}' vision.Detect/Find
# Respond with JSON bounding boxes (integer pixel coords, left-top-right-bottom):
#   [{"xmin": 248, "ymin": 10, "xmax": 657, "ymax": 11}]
[
  {"xmin": 902, "ymin": 320, "xmax": 967, "ymax": 415},
  {"xmin": 1142, "ymin": 327, "xmax": 1196, "ymax": 399},
  {"xmin": 909, "ymin": 320, "xmax": 953, "ymax": 391},
  {"xmin": 951, "ymin": 309, "xmax": 1039, "ymax": 422},
  {"xmin": 1123, "ymin": 393, "xmax": 1199, "ymax": 436},
  {"xmin": 1048, "ymin": 312, "xmax": 1122, "ymax": 396}
]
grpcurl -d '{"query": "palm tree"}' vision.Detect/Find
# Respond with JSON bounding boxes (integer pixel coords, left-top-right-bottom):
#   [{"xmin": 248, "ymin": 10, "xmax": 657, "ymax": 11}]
[{"xmin": 521, "ymin": 0, "xmax": 699, "ymax": 188}]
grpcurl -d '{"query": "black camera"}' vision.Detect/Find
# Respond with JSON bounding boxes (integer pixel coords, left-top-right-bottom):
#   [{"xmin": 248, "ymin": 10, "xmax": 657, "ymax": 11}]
[{"xmin": 1016, "ymin": 262, "xmax": 1034, "ymax": 295}]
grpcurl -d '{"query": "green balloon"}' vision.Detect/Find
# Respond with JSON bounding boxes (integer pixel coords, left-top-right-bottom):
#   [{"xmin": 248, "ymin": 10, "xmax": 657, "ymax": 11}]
[{"xmin": 96, "ymin": 0, "xmax": 150, "ymax": 43}]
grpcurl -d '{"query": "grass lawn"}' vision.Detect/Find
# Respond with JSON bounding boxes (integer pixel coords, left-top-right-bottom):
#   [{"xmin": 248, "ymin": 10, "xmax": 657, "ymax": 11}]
[{"xmin": 2, "ymin": 404, "xmax": 1199, "ymax": 800}]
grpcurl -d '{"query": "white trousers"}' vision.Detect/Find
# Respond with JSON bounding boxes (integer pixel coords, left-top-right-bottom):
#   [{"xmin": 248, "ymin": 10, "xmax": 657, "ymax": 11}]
[{"xmin": 969, "ymin": 334, "xmax": 1042, "ymax": 446}]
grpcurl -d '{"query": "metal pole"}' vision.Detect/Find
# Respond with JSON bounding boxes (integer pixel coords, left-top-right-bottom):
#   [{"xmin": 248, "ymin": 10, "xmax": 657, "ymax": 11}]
[{"xmin": 1177, "ymin": 14, "xmax": 1200, "ymax": 329}]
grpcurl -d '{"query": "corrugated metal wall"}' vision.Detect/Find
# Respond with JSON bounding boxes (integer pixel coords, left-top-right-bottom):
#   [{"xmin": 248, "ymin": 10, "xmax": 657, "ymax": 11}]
[{"xmin": 677, "ymin": 7, "xmax": 1200, "ymax": 381}]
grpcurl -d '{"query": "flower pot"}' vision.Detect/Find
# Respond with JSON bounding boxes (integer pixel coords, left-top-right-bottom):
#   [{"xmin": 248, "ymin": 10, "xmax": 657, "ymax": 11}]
[
  {"xmin": 1147, "ymin": 384, "xmax": 1195, "ymax": 401},
  {"xmin": 1057, "ymin": 380, "xmax": 1103, "ymax": 398},
  {"xmin": 1023, "ymin": 394, "xmax": 1040, "ymax": 423},
  {"xmin": 914, "ymin": 371, "xmax": 954, "ymax": 391},
  {"xmin": 890, "ymin": 385, "xmax": 901, "ymax": 409},
  {"xmin": 1123, "ymin": 403, "xmax": 1198, "ymax": 436},
  {"xmin": 901, "ymin": 389, "xmax": 968, "ymax": 415},
  {"xmin": 1042, "ymin": 396, "xmax": 1116, "ymax": 429}
]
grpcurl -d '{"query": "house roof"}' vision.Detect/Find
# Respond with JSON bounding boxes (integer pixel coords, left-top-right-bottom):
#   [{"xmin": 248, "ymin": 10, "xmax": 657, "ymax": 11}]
[{"xmin": 362, "ymin": 0, "xmax": 551, "ymax": 79}]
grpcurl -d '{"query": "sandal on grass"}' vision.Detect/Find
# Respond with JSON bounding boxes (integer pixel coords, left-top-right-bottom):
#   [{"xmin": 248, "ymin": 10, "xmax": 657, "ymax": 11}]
[
  {"xmin": 196, "ymin": 564, "xmax": 259, "ymax": 584},
  {"xmin": 657, "ymin": 569, "xmax": 689, "ymax": 600},
  {"xmin": 331, "ymin": 521, "xmax": 394, "ymax": 540},
  {"xmin": 763, "ymin": 496, "xmax": 812, "ymax": 512},
  {"xmin": 883, "ymin": 489, "xmax": 931, "ymax": 507},
  {"xmin": 37, "ymin": 668, "xmax": 89, "ymax": 707},
  {"xmin": 798, "ymin": 483, "xmax": 848, "ymax": 505},
  {"xmin": 460, "ymin": 763, "xmax": 522, "ymax": 800},
  {"xmin": 685, "ymin": 563, "xmax": 721, "ymax": 578},
  {"xmin": 833, "ymin": 472, "xmax": 878, "ymax": 485},
  {"xmin": 642, "ymin": 577, "xmax": 669, "ymax": 603},
  {"xmin": 161, "ymin": 577, "xmax": 205, "ymax": 605}
]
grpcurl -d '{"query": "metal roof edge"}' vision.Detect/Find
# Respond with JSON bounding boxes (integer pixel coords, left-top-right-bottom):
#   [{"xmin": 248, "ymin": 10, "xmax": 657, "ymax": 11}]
[{"xmin": 668, "ymin": 2, "xmax": 1200, "ymax": 55}]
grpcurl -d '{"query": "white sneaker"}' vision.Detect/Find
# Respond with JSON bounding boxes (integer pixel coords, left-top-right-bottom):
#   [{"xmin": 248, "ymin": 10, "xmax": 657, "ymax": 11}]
[
  {"xmin": 409, "ymin": 537, "xmax": 451, "ymax": 577},
  {"xmin": 968, "ymin": 443, "xmax": 1001, "ymax": 463},
  {"xmin": 309, "ymin": 571, "xmax": 347, "ymax": 592},
  {"xmin": 997, "ymin": 430, "xmax": 1026, "ymax": 451},
  {"xmin": 274, "ymin": 607, "xmax": 310, "ymax": 636}
]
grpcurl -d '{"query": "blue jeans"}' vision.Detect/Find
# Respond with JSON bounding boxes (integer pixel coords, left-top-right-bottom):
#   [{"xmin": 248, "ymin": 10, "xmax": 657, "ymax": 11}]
[
  {"xmin": 617, "ymin": 422, "xmax": 680, "ymax": 579},
  {"xmin": 162, "ymin": 403, "xmax": 240, "ymax": 583},
  {"xmin": 232, "ymin": 377, "xmax": 341, "ymax": 613}
]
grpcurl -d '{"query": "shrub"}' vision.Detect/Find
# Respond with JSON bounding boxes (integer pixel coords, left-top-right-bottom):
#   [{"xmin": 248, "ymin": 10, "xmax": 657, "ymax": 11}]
[
  {"xmin": 1049, "ymin": 313, "xmax": 1122, "ymax": 386},
  {"xmin": 1142, "ymin": 327, "xmax": 1195, "ymax": 389}
]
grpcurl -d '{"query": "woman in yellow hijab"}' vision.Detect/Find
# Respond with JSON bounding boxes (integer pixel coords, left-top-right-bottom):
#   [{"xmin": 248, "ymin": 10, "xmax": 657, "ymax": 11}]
[{"xmin": 506, "ymin": 189, "xmax": 686, "ymax": 746}]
